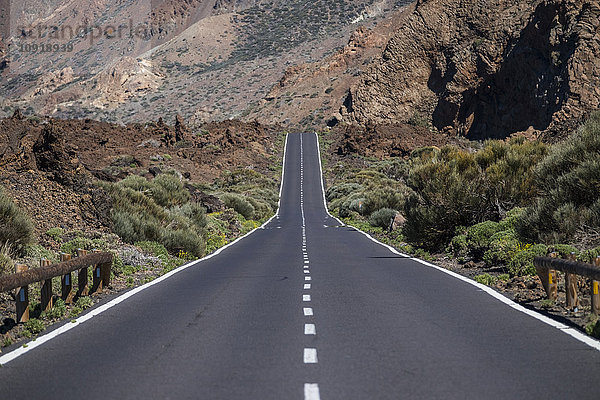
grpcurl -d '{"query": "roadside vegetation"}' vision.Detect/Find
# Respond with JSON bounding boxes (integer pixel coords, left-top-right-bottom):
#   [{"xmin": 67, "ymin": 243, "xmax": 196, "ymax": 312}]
[
  {"xmin": 0, "ymin": 134, "xmax": 284, "ymax": 348},
  {"xmin": 322, "ymin": 113, "xmax": 600, "ymax": 281}
]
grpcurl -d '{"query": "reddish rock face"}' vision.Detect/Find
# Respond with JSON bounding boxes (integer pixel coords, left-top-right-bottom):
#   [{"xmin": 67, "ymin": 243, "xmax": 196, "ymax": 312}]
[{"xmin": 345, "ymin": 0, "xmax": 600, "ymax": 141}]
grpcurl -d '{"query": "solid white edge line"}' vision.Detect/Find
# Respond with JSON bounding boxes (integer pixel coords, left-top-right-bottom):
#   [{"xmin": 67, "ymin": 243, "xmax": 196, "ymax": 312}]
[
  {"xmin": 304, "ymin": 383, "xmax": 321, "ymax": 400},
  {"xmin": 313, "ymin": 132, "xmax": 600, "ymax": 352},
  {"xmin": 0, "ymin": 133, "xmax": 292, "ymax": 366}
]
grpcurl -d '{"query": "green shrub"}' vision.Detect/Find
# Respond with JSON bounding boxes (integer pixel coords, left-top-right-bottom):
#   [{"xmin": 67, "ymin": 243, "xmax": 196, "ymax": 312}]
[
  {"xmin": 498, "ymin": 207, "xmax": 526, "ymax": 231},
  {"xmin": 169, "ymin": 203, "xmax": 207, "ymax": 232},
  {"xmin": 465, "ymin": 221, "xmax": 503, "ymax": 258},
  {"xmin": 547, "ymin": 244, "xmax": 579, "ymax": 258},
  {"xmin": 363, "ymin": 188, "xmax": 405, "ymax": 216},
  {"xmin": 483, "ymin": 230, "xmax": 519, "ymax": 266},
  {"xmin": 151, "ymin": 174, "xmax": 190, "ymax": 207},
  {"xmin": 403, "ymin": 139, "xmax": 545, "ymax": 250},
  {"xmin": 517, "ymin": 112, "xmax": 600, "ymax": 245},
  {"xmin": 45, "ymin": 227, "xmax": 65, "ymax": 241},
  {"xmin": 221, "ymin": 193, "xmax": 255, "ymax": 220},
  {"xmin": 23, "ymin": 318, "xmax": 45, "ymax": 335},
  {"xmin": 24, "ymin": 245, "xmax": 58, "ymax": 262},
  {"xmin": 245, "ymin": 196, "xmax": 272, "ymax": 220},
  {"xmin": 326, "ymin": 183, "xmax": 363, "ymax": 201},
  {"xmin": 0, "ymin": 247, "xmax": 14, "ymax": 276},
  {"xmin": 41, "ymin": 298, "xmax": 66, "ymax": 320},
  {"xmin": 403, "ymin": 147, "xmax": 490, "ymax": 249},
  {"xmin": 118, "ymin": 175, "xmax": 153, "ymax": 192},
  {"xmin": 586, "ymin": 315, "xmax": 600, "ymax": 339},
  {"xmin": 447, "ymin": 234, "xmax": 469, "ymax": 259},
  {"xmin": 112, "ymin": 210, "xmax": 162, "ymax": 244},
  {"xmin": 160, "ymin": 228, "xmax": 205, "ymax": 257},
  {"xmin": 60, "ymin": 237, "xmax": 92, "ymax": 255},
  {"xmin": 0, "ymin": 186, "xmax": 34, "ymax": 255},
  {"xmin": 508, "ymin": 244, "xmax": 548, "ymax": 276},
  {"xmin": 474, "ymin": 273, "xmax": 497, "ymax": 286},
  {"xmin": 578, "ymin": 247, "xmax": 600, "ymax": 264},
  {"xmin": 69, "ymin": 296, "xmax": 94, "ymax": 317},
  {"xmin": 60, "ymin": 237, "xmax": 107, "ymax": 255},
  {"xmin": 368, "ymin": 208, "xmax": 397, "ymax": 229}
]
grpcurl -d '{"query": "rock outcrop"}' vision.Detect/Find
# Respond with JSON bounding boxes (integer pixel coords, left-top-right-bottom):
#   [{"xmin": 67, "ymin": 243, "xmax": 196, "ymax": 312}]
[{"xmin": 344, "ymin": 0, "xmax": 600, "ymax": 140}]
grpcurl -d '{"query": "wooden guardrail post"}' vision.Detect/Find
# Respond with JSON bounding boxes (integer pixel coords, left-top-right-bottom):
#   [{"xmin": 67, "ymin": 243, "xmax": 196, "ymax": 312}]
[
  {"xmin": 593, "ymin": 257, "xmax": 600, "ymax": 315},
  {"xmin": 565, "ymin": 252, "xmax": 579, "ymax": 310},
  {"xmin": 91, "ymin": 251, "xmax": 102, "ymax": 294},
  {"xmin": 60, "ymin": 253, "xmax": 74, "ymax": 304},
  {"xmin": 536, "ymin": 252, "xmax": 558, "ymax": 301},
  {"xmin": 548, "ymin": 252, "xmax": 558, "ymax": 301},
  {"xmin": 101, "ymin": 260, "xmax": 111, "ymax": 288},
  {"xmin": 40, "ymin": 259, "xmax": 53, "ymax": 312},
  {"xmin": 15, "ymin": 264, "xmax": 29, "ymax": 323},
  {"xmin": 76, "ymin": 249, "xmax": 89, "ymax": 297},
  {"xmin": 91, "ymin": 250, "xmax": 111, "ymax": 293}
]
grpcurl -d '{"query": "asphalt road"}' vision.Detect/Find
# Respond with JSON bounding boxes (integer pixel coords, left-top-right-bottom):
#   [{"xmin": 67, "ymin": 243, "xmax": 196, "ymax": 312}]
[{"xmin": 1, "ymin": 132, "xmax": 600, "ymax": 399}]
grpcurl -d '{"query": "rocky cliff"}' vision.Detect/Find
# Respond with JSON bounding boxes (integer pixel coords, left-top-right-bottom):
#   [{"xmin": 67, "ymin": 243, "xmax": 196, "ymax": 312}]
[{"xmin": 343, "ymin": 0, "xmax": 600, "ymax": 140}]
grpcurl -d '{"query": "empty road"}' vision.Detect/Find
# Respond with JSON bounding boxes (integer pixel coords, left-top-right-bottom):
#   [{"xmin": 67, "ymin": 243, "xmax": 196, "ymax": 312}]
[{"xmin": 1, "ymin": 132, "xmax": 600, "ymax": 399}]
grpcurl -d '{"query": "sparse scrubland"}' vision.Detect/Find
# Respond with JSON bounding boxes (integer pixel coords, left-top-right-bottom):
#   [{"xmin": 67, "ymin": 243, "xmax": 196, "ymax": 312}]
[
  {"xmin": 0, "ymin": 117, "xmax": 284, "ymax": 347},
  {"xmin": 323, "ymin": 112, "xmax": 600, "ymax": 285}
]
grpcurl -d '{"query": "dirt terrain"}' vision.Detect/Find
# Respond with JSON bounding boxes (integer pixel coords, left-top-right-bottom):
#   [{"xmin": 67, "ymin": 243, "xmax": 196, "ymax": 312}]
[{"xmin": 0, "ymin": 110, "xmax": 279, "ymax": 239}]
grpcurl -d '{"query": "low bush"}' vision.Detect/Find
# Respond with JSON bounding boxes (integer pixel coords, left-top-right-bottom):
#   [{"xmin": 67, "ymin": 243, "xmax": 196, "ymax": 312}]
[
  {"xmin": 482, "ymin": 230, "xmax": 519, "ymax": 266},
  {"xmin": 0, "ymin": 243, "xmax": 14, "ymax": 276},
  {"xmin": 221, "ymin": 193, "xmax": 255, "ymax": 220},
  {"xmin": 474, "ymin": 273, "xmax": 497, "ymax": 286},
  {"xmin": 23, "ymin": 318, "xmax": 45, "ymax": 336},
  {"xmin": 547, "ymin": 244, "xmax": 579, "ymax": 258},
  {"xmin": 42, "ymin": 299, "xmax": 66, "ymax": 320},
  {"xmin": 578, "ymin": 247, "xmax": 600, "ymax": 264},
  {"xmin": 363, "ymin": 188, "xmax": 405, "ymax": 216},
  {"xmin": 45, "ymin": 227, "xmax": 65, "ymax": 241},
  {"xmin": 69, "ymin": 296, "xmax": 94, "ymax": 317},
  {"xmin": 151, "ymin": 174, "xmax": 190, "ymax": 207},
  {"xmin": 507, "ymin": 244, "xmax": 548, "ymax": 276},
  {"xmin": 104, "ymin": 175, "xmax": 207, "ymax": 257},
  {"xmin": 465, "ymin": 221, "xmax": 503, "ymax": 258},
  {"xmin": 60, "ymin": 237, "xmax": 108, "ymax": 255},
  {"xmin": 0, "ymin": 186, "xmax": 34, "ymax": 255},
  {"xmin": 517, "ymin": 112, "xmax": 600, "ymax": 246},
  {"xmin": 368, "ymin": 208, "xmax": 397, "ymax": 229},
  {"xmin": 403, "ymin": 139, "xmax": 545, "ymax": 250}
]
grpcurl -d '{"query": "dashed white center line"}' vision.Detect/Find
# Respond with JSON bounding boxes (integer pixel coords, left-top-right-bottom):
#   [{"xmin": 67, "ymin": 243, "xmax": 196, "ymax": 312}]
[
  {"xmin": 303, "ymin": 294, "xmax": 311, "ymax": 302},
  {"xmin": 303, "ymin": 307, "xmax": 313, "ymax": 316},
  {"xmin": 304, "ymin": 260, "xmax": 310, "ymax": 264},
  {"xmin": 304, "ymin": 348, "xmax": 318, "ymax": 363},
  {"xmin": 305, "ymin": 276, "xmax": 312, "ymax": 281},
  {"xmin": 304, "ymin": 270, "xmax": 310, "ymax": 274},
  {"xmin": 305, "ymin": 324, "xmax": 316, "ymax": 335},
  {"xmin": 304, "ymin": 383, "xmax": 321, "ymax": 400},
  {"xmin": 304, "ymin": 284, "xmax": 311, "ymax": 289}
]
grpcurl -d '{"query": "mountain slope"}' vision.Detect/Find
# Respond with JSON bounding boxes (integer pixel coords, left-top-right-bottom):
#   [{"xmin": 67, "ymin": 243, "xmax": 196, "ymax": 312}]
[
  {"xmin": 0, "ymin": 0, "xmax": 407, "ymax": 124},
  {"xmin": 343, "ymin": 0, "xmax": 600, "ymax": 140}
]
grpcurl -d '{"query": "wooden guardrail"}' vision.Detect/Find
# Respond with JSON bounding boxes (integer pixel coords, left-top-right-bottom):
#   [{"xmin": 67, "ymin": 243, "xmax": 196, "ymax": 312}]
[
  {"xmin": 534, "ymin": 253, "xmax": 600, "ymax": 314},
  {"xmin": 0, "ymin": 249, "xmax": 112, "ymax": 323}
]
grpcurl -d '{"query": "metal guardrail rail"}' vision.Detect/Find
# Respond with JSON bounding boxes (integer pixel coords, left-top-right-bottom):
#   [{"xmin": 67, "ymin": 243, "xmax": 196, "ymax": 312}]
[
  {"xmin": 0, "ymin": 249, "xmax": 112, "ymax": 323},
  {"xmin": 534, "ymin": 253, "xmax": 600, "ymax": 314}
]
